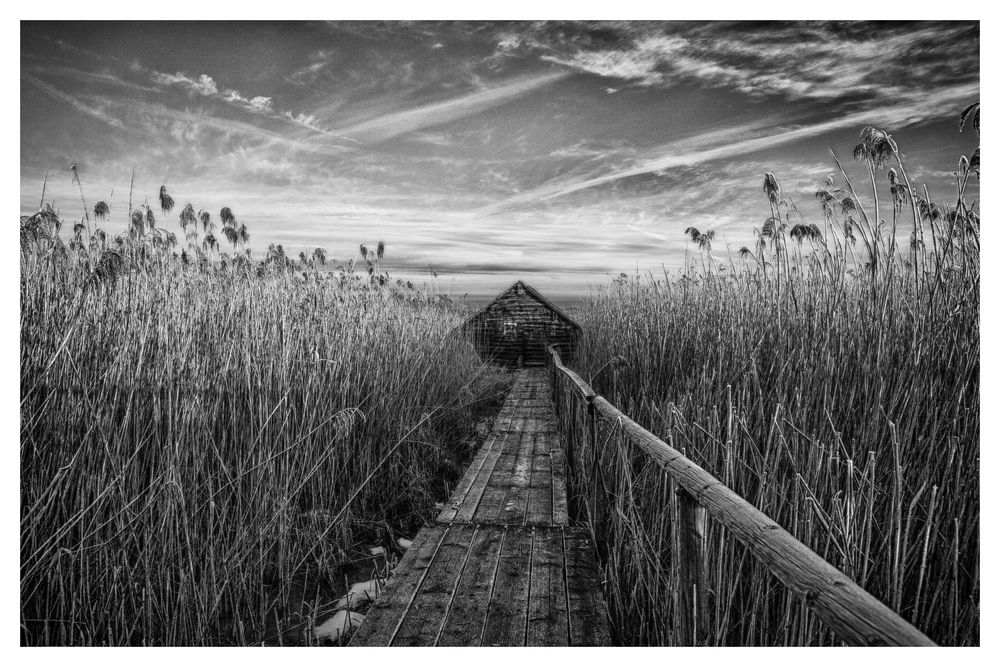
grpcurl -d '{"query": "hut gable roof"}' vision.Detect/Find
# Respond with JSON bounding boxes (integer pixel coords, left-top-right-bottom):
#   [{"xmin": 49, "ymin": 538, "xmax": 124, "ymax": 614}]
[{"xmin": 465, "ymin": 280, "xmax": 581, "ymax": 330}]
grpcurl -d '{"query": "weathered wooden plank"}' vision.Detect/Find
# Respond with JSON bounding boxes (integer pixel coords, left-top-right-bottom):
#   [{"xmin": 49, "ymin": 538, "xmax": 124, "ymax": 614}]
[
  {"xmin": 527, "ymin": 528, "xmax": 570, "ymax": 646},
  {"xmin": 436, "ymin": 527, "xmax": 506, "ymax": 646},
  {"xmin": 590, "ymin": 394, "xmax": 935, "ymax": 647},
  {"xmin": 436, "ymin": 433, "xmax": 502, "ymax": 523},
  {"xmin": 481, "ymin": 526, "xmax": 534, "ymax": 646},
  {"xmin": 549, "ymin": 434, "xmax": 570, "ymax": 526},
  {"xmin": 436, "ymin": 431, "xmax": 507, "ymax": 523},
  {"xmin": 438, "ymin": 383, "xmax": 526, "ymax": 523},
  {"xmin": 391, "ymin": 524, "xmax": 478, "ymax": 646},
  {"xmin": 452, "ymin": 429, "xmax": 513, "ymax": 523},
  {"xmin": 348, "ymin": 525, "xmax": 448, "ymax": 646},
  {"xmin": 493, "ymin": 415, "xmax": 529, "ymax": 432},
  {"xmin": 564, "ymin": 528, "xmax": 612, "ymax": 647},
  {"xmin": 509, "ymin": 417, "xmax": 558, "ymax": 433},
  {"xmin": 498, "ymin": 427, "xmax": 536, "ymax": 524},
  {"xmin": 472, "ymin": 432, "xmax": 519, "ymax": 524},
  {"xmin": 494, "ymin": 394, "xmax": 524, "ymax": 420},
  {"xmin": 525, "ymin": 432, "xmax": 555, "ymax": 525}
]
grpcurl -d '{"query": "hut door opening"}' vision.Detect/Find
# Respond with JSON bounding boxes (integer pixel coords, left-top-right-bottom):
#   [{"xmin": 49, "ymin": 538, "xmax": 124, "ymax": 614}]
[{"xmin": 503, "ymin": 320, "xmax": 522, "ymax": 367}]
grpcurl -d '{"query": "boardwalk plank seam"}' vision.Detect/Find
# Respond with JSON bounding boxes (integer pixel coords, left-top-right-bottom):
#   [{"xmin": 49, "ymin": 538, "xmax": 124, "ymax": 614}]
[
  {"xmin": 473, "ymin": 527, "xmax": 508, "ymax": 646},
  {"xmin": 431, "ymin": 525, "xmax": 480, "ymax": 646}
]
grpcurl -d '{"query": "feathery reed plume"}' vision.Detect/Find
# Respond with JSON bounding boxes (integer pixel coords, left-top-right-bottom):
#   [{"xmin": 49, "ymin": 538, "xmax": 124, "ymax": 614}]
[
  {"xmin": 179, "ymin": 203, "xmax": 196, "ymax": 231},
  {"xmin": 222, "ymin": 225, "xmax": 239, "ymax": 248},
  {"xmin": 198, "ymin": 209, "xmax": 212, "ymax": 232},
  {"xmin": 93, "ymin": 201, "xmax": 110, "ymax": 221},
  {"xmin": 220, "ymin": 206, "xmax": 236, "ymax": 229},
  {"xmin": 959, "ymin": 102, "xmax": 979, "ymax": 137},
  {"xmin": 159, "ymin": 185, "xmax": 175, "ymax": 215}
]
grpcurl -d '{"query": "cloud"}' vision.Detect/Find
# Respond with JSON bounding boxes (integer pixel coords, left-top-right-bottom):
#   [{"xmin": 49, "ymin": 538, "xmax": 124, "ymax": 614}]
[
  {"xmin": 331, "ymin": 70, "xmax": 568, "ymax": 143},
  {"xmin": 152, "ymin": 71, "xmax": 273, "ymax": 114},
  {"xmin": 287, "ymin": 48, "xmax": 337, "ymax": 83},
  {"xmin": 281, "ymin": 111, "xmax": 361, "ymax": 144},
  {"xmin": 225, "ymin": 91, "xmax": 273, "ymax": 113},
  {"xmin": 486, "ymin": 80, "xmax": 979, "ymax": 210},
  {"xmin": 626, "ymin": 224, "xmax": 672, "ymax": 242},
  {"xmin": 22, "ymin": 73, "xmax": 126, "ymax": 129},
  {"xmin": 536, "ymin": 22, "xmax": 979, "ymax": 102},
  {"xmin": 24, "ymin": 64, "xmax": 160, "ymax": 93},
  {"xmin": 146, "ymin": 70, "xmax": 363, "ymax": 144},
  {"xmin": 543, "ymin": 34, "xmax": 685, "ymax": 85},
  {"xmin": 153, "ymin": 71, "xmax": 219, "ymax": 95},
  {"xmin": 108, "ymin": 98, "xmax": 357, "ymax": 162}
]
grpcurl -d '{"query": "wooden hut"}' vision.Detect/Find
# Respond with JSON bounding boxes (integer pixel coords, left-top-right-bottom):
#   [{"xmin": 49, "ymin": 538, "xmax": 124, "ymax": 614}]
[{"xmin": 463, "ymin": 281, "xmax": 581, "ymax": 367}]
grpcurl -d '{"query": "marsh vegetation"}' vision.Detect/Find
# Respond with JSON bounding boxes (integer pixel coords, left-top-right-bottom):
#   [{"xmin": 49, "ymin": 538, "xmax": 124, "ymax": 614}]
[
  {"xmin": 572, "ymin": 118, "xmax": 979, "ymax": 645},
  {"xmin": 20, "ymin": 187, "xmax": 508, "ymax": 645},
  {"xmin": 20, "ymin": 112, "xmax": 979, "ymax": 646}
]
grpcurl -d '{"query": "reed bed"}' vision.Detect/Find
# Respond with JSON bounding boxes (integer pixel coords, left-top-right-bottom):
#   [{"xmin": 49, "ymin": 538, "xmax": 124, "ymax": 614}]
[
  {"xmin": 565, "ymin": 124, "xmax": 979, "ymax": 645},
  {"xmin": 20, "ymin": 223, "xmax": 504, "ymax": 645}
]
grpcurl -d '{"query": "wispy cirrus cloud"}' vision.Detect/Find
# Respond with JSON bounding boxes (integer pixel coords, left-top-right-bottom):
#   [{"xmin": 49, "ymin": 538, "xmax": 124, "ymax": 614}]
[
  {"xmin": 23, "ymin": 64, "xmax": 160, "ymax": 93},
  {"xmin": 152, "ymin": 71, "xmax": 274, "ymax": 113},
  {"xmin": 486, "ymin": 79, "xmax": 980, "ymax": 211},
  {"xmin": 535, "ymin": 22, "xmax": 979, "ymax": 101},
  {"xmin": 22, "ymin": 73, "xmax": 126, "ymax": 129},
  {"xmin": 330, "ymin": 70, "xmax": 568, "ymax": 143},
  {"xmin": 116, "ymin": 98, "xmax": 357, "ymax": 159},
  {"xmin": 286, "ymin": 48, "xmax": 337, "ymax": 84}
]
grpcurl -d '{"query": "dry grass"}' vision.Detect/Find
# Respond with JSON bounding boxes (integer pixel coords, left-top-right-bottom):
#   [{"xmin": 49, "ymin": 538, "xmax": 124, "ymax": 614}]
[
  {"xmin": 20, "ymin": 219, "xmax": 507, "ymax": 645},
  {"xmin": 565, "ymin": 124, "xmax": 979, "ymax": 645}
]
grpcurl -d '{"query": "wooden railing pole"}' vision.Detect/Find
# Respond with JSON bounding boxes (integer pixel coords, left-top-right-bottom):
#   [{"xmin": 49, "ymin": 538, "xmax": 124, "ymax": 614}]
[
  {"xmin": 587, "ymin": 397, "xmax": 600, "ymax": 539},
  {"xmin": 674, "ymin": 486, "xmax": 708, "ymax": 646},
  {"xmin": 564, "ymin": 385, "xmax": 576, "ymax": 513}
]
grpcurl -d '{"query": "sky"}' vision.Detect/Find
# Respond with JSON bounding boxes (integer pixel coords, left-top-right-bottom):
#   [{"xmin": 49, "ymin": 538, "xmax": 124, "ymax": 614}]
[{"xmin": 20, "ymin": 20, "xmax": 980, "ymax": 298}]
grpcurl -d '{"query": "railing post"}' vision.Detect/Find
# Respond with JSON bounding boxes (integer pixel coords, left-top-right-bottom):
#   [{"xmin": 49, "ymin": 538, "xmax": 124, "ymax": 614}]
[
  {"xmin": 673, "ymin": 485, "xmax": 708, "ymax": 646},
  {"xmin": 561, "ymin": 380, "xmax": 576, "ymax": 516},
  {"xmin": 586, "ymin": 396, "xmax": 600, "ymax": 540}
]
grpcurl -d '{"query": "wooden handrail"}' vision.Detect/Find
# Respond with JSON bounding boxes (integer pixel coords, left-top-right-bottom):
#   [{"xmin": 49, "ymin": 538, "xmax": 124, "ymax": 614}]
[
  {"xmin": 546, "ymin": 346, "xmax": 935, "ymax": 647},
  {"xmin": 549, "ymin": 347, "xmax": 596, "ymax": 400}
]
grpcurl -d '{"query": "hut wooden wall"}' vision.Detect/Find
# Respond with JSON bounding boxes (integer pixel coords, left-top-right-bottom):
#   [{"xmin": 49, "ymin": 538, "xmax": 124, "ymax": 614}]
[{"xmin": 465, "ymin": 286, "xmax": 578, "ymax": 367}]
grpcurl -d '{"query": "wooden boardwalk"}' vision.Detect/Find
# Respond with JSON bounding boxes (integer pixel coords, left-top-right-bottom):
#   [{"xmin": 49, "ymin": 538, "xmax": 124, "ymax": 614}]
[{"xmin": 350, "ymin": 370, "xmax": 611, "ymax": 646}]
